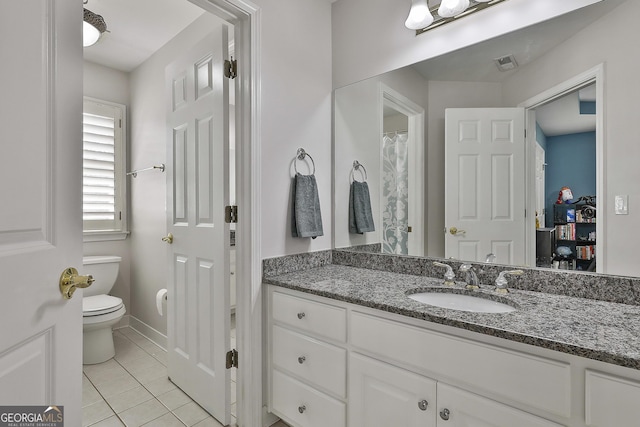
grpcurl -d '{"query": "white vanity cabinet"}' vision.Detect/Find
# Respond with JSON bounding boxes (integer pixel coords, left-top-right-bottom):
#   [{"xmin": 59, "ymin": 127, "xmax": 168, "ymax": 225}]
[
  {"xmin": 268, "ymin": 290, "xmax": 348, "ymax": 427},
  {"xmin": 267, "ymin": 285, "xmax": 640, "ymax": 427}
]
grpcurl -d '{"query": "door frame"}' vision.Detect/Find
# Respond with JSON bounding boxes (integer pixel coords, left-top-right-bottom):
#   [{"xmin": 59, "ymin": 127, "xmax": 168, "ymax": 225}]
[
  {"xmin": 379, "ymin": 83, "xmax": 426, "ymax": 256},
  {"xmin": 519, "ymin": 64, "xmax": 604, "ymax": 272},
  {"xmin": 187, "ymin": 1, "xmax": 261, "ymax": 426}
]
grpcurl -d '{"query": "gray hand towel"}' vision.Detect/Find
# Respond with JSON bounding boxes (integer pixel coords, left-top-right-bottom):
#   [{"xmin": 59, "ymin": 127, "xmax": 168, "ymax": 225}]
[
  {"xmin": 349, "ymin": 181, "xmax": 375, "ymax": 234},
  {"xmin": 291, "ymin": 173, "xmax": 324, "ymax": 238}
]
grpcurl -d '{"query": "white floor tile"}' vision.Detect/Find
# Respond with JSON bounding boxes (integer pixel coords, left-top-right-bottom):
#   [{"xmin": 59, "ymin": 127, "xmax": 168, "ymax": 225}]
[
  {"xmin": 193, "ymin": 417, "xmax": 224, "ymax": 427},
  {"xmin": 144, "ymin": 376, "xmax": 178, "ymax": 397},
  {"xmin": 118, "ymin": 399, "xmax": 168, "ymax": 427},
  {"xmin": 141, "ymin": 412, "xmax": 185, "ymax": 427},
  {"xmin": 157, "ymin": 388, "xmax": 192, "ymax": 411},
  {"xmin": 105, "ymin": 385, "xmax": 154, "ymax": 414},
  {"xmin": 82, "ymin": 400, "xmax": 115, "ymax": 427},
  {"xmin": 90, "ymin": 416, "xmax": 125, "ymax": 427},
  {"xmin": 94, "ymin": 373, "xmax": 140, "ymax": 398},
  {"xmin": 83, "ymin": 379, "xmax": 103, "ymax": 408},
  {"xmin": 173, "ymin": 402, "xmax": 209, "ymax": 426}
]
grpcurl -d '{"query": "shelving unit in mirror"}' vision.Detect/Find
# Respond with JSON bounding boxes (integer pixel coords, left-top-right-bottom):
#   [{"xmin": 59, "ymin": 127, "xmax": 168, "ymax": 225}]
[{"xmin": 553, "ymin": 200, "xmax": 596, "ymax": 271}]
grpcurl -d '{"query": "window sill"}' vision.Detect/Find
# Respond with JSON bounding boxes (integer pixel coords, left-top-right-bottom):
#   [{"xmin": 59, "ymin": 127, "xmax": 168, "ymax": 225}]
[{"xmin": 83, "ymin": 230, "xmax": 130, "ymax": 243}]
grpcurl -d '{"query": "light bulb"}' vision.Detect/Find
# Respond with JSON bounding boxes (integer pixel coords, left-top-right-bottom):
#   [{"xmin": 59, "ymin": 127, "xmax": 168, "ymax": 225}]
[
  {"xmin": 438, "ymin": 0, "xmax": 470, "ymax": 18},
  {"xmin": 83, "ymin": 21, "xmax": 101, "ymax": 47},
  {"xmin": 405, "ymin": 0, "xmax": 434, "ymax": 30}
]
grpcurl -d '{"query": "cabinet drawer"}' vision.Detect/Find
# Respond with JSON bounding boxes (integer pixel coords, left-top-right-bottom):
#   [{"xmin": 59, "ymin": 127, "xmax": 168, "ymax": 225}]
[
  {"xmin": 350, "ymin": 311, "xmax": 571, "ymax": 418},
  {"xmin": 272, "ymin": 291, "xmax": 347, "ymax": 342},
  {"xmin": 272, "ymin": 325, "xmax": 346, "ymax": 397},
  {"xmin": 585, "ymin": 370, "xmax": 640, "ymax": 426},
  {"xmin": 272, "ymin": 369, "xmax": 346, "ymax": 427}
]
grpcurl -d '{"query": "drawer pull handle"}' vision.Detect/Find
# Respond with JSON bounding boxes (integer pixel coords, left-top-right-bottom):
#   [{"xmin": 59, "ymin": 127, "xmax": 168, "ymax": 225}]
[
  {"xmin": 297, "ymin": 312, "xmax": 306, "ymax": 319},
  {"xmin": 418, "ymin": 400, "xmax": 428, "ymax": 411},
  {"xmin": 298, "ymin": 405, "xmax": 306, "ymax": 414},
  {"xmin": 298, "ymin": 356, "xmax": 306, "ymax": 364},
  {"xmin": 440, "ymin": 408, "xmax": 450, "ymax": 421}
]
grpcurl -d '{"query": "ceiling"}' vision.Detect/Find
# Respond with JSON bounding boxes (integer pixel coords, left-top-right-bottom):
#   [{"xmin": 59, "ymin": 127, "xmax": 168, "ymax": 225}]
[
  {"xmin": 535, "ymin": 85, "xmax": 596, "ymax": 137},
  {"xmin": 83, "ymin": 0, "xmax": 205, "ymax": 72}
]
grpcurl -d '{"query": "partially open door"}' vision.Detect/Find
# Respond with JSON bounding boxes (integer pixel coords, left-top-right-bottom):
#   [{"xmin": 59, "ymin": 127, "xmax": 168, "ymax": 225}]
[
  {"xmin": 165, "ymin": 27, "xmax": 231, "ymax": 425},
  {"xmin": 0, "ymin": 1, "xmax": 83, "ymax": 425}
]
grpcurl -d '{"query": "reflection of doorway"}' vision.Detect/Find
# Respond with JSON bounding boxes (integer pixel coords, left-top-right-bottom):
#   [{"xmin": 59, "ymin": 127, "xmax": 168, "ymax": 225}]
[
  {"xmin": 379, "ymin": 84, "xmax": 425, "ymax": 256},
  {"xmin": 521, "ymin": 66, "xmax": 603, "ymax": 272}
]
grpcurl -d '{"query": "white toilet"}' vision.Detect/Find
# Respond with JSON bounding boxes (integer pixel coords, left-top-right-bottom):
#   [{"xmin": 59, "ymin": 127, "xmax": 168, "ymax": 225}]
[{"xmin": 82, "ymin": 256, "xmax": 126, "ymax": 365}]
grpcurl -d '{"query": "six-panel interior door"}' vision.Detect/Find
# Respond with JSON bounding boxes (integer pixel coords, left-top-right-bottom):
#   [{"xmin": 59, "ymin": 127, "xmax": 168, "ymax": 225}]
[
  {"xmin": 0, "ymin": 1, "xmax": 83, "ymax": 424},
  {"xmin": 165, "ymin": 27, "xmax": 231, "ymax": 425},
  {"xmin": 444, "ymin": 108, "xmax": 526, "ymax": 265}
]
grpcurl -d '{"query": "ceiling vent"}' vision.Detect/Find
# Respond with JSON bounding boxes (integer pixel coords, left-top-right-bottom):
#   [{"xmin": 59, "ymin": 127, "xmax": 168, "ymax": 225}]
[{"xmin": 494, "ymin": 54, "xmax": 518, "ymax": 72}]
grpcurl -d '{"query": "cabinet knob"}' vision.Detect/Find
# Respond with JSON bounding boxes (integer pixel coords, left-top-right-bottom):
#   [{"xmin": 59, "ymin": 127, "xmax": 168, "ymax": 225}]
[
  {"xmin": 418, "ymin": 399, "xmax": 428, "ymax": 411},
  {"xmin": 298, "ymin": 405, "xmax": 306, "ymax": 414},
  {"xmin": 297, "ymin": 312, "xmax": 306, "ymax": 319},
  {"xmin": 439, "ymin": 408, "xmax": 450, "ymax": 421},
  {"xmin": 298, "ymin": 356, "xmax": 306, "ymax": 364}
]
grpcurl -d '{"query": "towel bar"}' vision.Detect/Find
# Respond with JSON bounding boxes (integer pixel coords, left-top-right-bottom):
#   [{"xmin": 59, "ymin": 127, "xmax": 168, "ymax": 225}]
[
  {"xmin": 294, "ymin": 148, "xmax": 316, "ymax": 175},
  {"xmin": 352, "ymin": 160, "xmax": 368, "ymax": 182}
]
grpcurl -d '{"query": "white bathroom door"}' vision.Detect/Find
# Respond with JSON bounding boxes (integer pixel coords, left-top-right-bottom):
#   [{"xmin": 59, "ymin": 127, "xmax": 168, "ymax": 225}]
[
  {"xmin": 0, "ymin": 1, "xmax": 83, "ymax": 425},
  {"xmin": 444, "ymin": 108, "xmax": 526, "ymax": 265},
  {"xmin": 165, "ymin": 27, "xmax": 231, "ymax": 425}
]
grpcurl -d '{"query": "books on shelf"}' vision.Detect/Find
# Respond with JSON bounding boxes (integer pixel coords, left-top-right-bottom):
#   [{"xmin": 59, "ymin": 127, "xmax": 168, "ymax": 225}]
[
  {"xmin": 555, "ymin": 223, "xmax": 576, "ymax": 240},
  {"xmin": 576, "ymin": 245, "xmax": 596, "ymax": 260}
]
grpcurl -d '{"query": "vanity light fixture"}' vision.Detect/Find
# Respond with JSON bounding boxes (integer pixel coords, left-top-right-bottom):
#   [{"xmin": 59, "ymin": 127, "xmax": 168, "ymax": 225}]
[
  {"xmin": 406, "ymin": 0, "xmax": 510, "ymax": 34},
  {"xmin": 83, "ymin": 7, "xmax": 107, "ymax": 47}
]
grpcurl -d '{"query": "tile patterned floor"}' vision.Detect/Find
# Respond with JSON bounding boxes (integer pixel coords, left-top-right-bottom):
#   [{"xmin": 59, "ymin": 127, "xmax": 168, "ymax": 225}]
[{"xmin": 82, "ymin": 326, "xmax": 237, "ymax": 427}]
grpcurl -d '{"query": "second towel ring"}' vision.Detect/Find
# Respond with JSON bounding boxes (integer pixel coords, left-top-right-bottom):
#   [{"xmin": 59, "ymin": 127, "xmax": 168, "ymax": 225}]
[
  {"xmin": 352, "ymin": 160, "xmax": 368, "ymax": 182},
  {"xmin": 294, "ymin": 148, "xmax": 316, "ymax": 175}
]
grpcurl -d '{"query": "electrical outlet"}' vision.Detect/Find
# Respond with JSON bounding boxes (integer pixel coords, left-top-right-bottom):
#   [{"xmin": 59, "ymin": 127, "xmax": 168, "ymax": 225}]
[{"xmin": 615, "ymin": 195, "xmax": 629, "ymax": 215}]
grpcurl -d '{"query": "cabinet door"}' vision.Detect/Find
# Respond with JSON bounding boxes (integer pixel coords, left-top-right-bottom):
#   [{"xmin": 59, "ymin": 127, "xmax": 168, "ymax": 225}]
[
  {"xmin": 349, "ymin": 353, "xmax": 437, "ymax": 427},
  {"xmin": 436, "ymin": 383, "xmax": 564, "ymax": 427}
]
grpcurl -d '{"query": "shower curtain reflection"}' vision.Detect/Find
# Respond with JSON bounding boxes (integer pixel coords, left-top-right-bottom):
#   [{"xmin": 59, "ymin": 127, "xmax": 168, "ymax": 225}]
[{"xmin": 382, "ymin": 131, "xmax": 409, "ymax": 254}]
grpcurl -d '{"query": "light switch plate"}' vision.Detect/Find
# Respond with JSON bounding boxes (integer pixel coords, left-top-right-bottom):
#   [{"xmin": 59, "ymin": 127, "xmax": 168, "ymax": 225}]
[{"xmin": 615, "ymin": 195, "xmax": 629, "ymax": 215}]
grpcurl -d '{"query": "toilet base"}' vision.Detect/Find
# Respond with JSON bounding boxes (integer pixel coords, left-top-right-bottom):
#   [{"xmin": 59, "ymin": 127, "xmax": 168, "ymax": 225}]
[{"xmin": 83, "ymin": 327, "xmax": 116, "ymax": 365}]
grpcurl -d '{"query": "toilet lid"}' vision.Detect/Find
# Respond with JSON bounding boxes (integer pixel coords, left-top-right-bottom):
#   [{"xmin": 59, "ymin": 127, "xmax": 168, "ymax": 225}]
[{"xmin": 83, "ymin": 295, "xmax": 123, "ymax": 316}]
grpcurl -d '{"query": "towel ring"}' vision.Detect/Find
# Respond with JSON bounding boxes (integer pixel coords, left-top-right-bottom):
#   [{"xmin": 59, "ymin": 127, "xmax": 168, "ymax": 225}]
[
  {"xmin": 352, "ymin": 160, "xmax": 368, "ymax": 182},
  {"xmin": 294, "ymin": 148, "xmax": 316, "ymax": 175}
]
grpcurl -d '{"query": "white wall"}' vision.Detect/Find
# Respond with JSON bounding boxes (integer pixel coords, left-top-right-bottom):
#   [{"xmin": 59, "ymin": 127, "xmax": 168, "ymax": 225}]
[
  {"xmin": 331, "ymin": 0, "xmax": 602, "ymax": 89},
  {"xmin": 256, "ymin": 0, "xmax": 333, "ymax": 259},
  {"xmin": 334, "ymin": 67, "xmax": 427, "ymax": 250},
  {"xmin": 426, "ymin": 81, "xmax": 503, "ymax": 257},
  {"xmin": 83, "ymin": 61, "xmax": 132, "ymax": 319},
  {"xmin": 128, "ymin": 1, "xmax": 333, "ymax": 334},
  {"xmin": 501, "ymin": 0, "xmax": 639, "ymax": 276}
]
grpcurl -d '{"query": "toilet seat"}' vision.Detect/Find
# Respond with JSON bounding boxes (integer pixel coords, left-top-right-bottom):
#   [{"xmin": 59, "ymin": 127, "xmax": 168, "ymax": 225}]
[{"xmin": 83, "ymin": 295, "xmax": 124, "ymax": 317}]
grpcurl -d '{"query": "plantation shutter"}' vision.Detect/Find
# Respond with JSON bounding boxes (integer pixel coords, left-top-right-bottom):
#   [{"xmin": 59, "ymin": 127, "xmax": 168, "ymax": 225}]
[{"xmin": 83, "ymin": 99, "xmax": 124, "ymax": 232}]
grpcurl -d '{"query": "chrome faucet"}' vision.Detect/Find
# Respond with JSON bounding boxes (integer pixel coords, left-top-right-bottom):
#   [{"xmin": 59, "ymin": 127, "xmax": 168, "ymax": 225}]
[
  {"xmin": 485, "ymin": 253, "xmax": 496, "ymax": 263},
  {"xmin": 433, "ymin": 261, "xmax": 455, "ymax": 286},
  {"xmin": 494, "ymin": 270, "xmax": 524, "ymax": 294},
  {"xmin": 459, "ymin": 264, "xmax": 480, "ymax": 290}
]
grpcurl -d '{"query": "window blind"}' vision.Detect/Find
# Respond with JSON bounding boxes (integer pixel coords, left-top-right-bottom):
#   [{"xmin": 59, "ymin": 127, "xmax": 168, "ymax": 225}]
[{"xmin": 83, "ymin": 111, "xmax": 116, "ymax": 223}]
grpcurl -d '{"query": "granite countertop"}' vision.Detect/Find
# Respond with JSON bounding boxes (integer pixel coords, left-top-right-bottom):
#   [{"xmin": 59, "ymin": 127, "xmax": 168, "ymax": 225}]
[{"xmin": 264, "ymin": 264, "xmax": 640, "ymax": 370}]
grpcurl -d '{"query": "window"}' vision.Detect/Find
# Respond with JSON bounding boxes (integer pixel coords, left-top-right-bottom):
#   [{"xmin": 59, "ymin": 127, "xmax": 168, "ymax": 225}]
[{"xmin": 83, "ymin": 97, "xmax": 127, "ymax": 239}]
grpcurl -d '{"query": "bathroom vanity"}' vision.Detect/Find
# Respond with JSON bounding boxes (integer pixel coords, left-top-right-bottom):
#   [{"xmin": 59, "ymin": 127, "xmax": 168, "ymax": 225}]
[{"xmin": 264, "ymin": 262, "xmax": 640, "ymax": 427}]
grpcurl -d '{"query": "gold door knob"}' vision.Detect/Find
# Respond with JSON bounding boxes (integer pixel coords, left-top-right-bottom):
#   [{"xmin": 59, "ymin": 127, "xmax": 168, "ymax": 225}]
[
  {"xmin": 162, "ymin": 233, "xmax": 173, "ymax": 244},
  {"xmin": 449, "ymin": 227, "xmax": 466, "ymax": 236},
  {"xmin": 59, "ymin": 267, "xmax": 94, "ymax": 300}
]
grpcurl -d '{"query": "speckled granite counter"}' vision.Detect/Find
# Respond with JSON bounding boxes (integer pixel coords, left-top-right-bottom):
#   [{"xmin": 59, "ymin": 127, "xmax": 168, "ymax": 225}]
[{"xmin": 264, "ymin": 264, "xmax": 640, "ymax": 370}]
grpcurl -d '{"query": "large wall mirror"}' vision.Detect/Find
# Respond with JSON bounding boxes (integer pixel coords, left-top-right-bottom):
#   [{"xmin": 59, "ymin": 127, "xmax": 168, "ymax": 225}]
[{"xmin": 334, "ymin": 0, "xmax": 638, "ymax": 277}]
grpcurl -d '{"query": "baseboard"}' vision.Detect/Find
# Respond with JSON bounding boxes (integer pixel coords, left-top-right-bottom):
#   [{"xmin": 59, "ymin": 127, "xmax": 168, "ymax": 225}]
[{"xmin": 128, "ymin": 315, "xmax": 168, "ymax": 350}]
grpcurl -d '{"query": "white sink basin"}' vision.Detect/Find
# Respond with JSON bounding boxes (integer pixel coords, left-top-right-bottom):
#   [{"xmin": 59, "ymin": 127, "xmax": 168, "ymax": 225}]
[{"xmin": 408, "ymin": 291, "xmax": 516, "ymax": 313}]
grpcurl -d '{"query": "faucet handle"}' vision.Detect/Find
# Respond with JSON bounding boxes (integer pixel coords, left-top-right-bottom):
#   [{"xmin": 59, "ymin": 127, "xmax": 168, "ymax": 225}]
[
  {"xmin": 495, "ymin": 270, "xmax": 524, "ymax": 294},
  {"xmin": 433, "ymin": 262, "xmax": 455, "ymax": 286}
]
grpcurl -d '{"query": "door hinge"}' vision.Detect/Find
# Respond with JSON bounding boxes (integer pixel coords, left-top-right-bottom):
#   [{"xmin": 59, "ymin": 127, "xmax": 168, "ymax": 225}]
[
  {"xmin": 226, "ymin": 349, "xmax": 238, "ymax": 369},
  {"xmin": 225, "ymin": 205, "xmax": 238, "ymax": 223},
  {"xmin": 224, "ymin": 57, "xmax": 237, "ymax": 79}
]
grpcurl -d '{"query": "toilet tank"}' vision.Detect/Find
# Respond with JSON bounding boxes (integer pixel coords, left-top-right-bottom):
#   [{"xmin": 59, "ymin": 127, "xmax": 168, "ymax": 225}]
[{"xmin": 82, "ymin": 256, "xmax": 122, "ymax": 296}]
